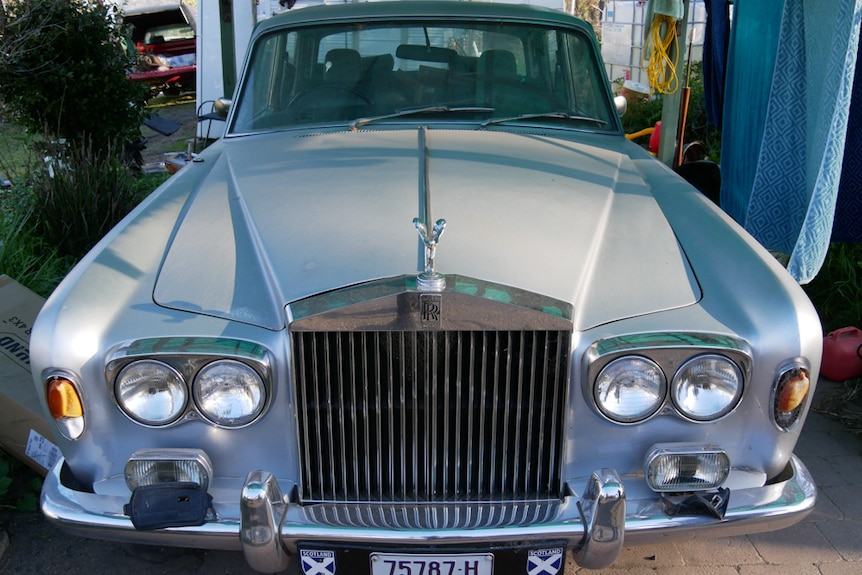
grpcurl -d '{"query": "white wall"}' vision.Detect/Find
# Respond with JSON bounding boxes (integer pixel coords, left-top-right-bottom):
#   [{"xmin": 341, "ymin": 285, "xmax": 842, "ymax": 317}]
[{"xmin": 195, "ymin": 0, "xmax": 255, "ymax": 139}]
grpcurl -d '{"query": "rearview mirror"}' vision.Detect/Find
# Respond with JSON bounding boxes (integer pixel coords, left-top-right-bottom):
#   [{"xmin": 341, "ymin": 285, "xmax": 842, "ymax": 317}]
[
  {"xmin": 614, "ymin": 95, "xmax": 627, "ymax": 117},
  {"xmin": 214, "ymin": 98, "xmax": 232, "ymax": 119}
]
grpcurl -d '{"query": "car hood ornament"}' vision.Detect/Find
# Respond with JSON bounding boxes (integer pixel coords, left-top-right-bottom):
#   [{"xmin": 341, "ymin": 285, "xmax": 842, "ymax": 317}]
[{"xmin": 414, "ymin": 217, "xmax": 446, "ymax": 291}]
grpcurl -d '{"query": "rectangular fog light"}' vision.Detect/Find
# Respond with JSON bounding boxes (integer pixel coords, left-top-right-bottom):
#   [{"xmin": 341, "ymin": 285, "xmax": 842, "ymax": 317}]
[
  {"xmin": 645, "ymin": 444, "xmax": 729, "ymax": 492},
  {"xmin": 124, "ymin": 448, "xmax": 213, "ymax": 492}
]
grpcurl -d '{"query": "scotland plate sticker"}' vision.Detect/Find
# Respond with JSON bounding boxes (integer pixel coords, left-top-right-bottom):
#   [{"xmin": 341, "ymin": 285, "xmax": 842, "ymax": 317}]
[
  {"xmin": 300, "ymin": 549, "xmax": 336, "ymax": 575},
  {"xmin": 526, "ymin": 548, "xmax": 564, "ymax": 575}
]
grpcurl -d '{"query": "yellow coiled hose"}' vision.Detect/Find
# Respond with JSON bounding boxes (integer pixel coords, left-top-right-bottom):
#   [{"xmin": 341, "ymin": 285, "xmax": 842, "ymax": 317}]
[{"xmin": 642, "ymin": 14, "xmax": 679, "ymax": 94}]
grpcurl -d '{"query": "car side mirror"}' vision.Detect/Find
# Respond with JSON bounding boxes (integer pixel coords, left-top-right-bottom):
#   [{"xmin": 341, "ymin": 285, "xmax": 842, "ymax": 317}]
[
  {"xmin": 614, "ymin": 95, "xmax": 627, "ymax": 117},
  {"xmin": 214, "ymin": 98, "xmax": 232, "ymax": 119}
]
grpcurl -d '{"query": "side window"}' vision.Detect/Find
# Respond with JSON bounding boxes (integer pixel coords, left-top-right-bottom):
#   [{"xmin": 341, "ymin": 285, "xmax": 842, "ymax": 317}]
[
  {"xmin": 561, "ymin": 33, "xmax": 607, "ymax": 119},
  {"xmin": 548, "ymin": 32, "xmax": 567, "ymax": 107},
  {"xmin": 233, "ymin": 32, "xmax": 296, "ymax": 131}
]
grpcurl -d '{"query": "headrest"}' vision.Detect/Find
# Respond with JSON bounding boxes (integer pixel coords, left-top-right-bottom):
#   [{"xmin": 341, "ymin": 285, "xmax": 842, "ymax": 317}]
[{"xmin": 480, "ymin": 50, "xmax": 517, "ymax": 78}]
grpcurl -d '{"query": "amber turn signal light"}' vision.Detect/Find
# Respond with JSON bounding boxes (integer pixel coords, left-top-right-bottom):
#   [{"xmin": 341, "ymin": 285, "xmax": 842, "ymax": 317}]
[
  {"xmin": 47, "ymin": 377, "xmax": 83, "ymax": 419},
  {"xmin": 777, "ymin": 370, "xmax": 810, "ymax": 413},
  {"xmin": 773, "ymin": 364, "xmax": 810, "ymax": 430}
]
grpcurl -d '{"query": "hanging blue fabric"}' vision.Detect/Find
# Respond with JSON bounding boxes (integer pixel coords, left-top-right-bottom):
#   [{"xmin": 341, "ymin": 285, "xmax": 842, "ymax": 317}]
[
  {"xmin": 833, "ymin": 31, "xmax": 862, "ymax": 242},
  {"xmin": 702, "ymin": 0, "xmax": 730, "ymax": 129},
  {"xmin": 719, "ymin": 0, "xmax": 784, "ymax": 225},
  {"xmin": 721, "ymin": 0, "xmax": 862, "ymax": 283}
]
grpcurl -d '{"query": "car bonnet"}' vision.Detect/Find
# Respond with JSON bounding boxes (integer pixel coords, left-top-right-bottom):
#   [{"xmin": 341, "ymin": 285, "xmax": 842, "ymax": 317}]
[{"xmin": 153, "ymin": 127, "xmax": 700, "ymax": 331}]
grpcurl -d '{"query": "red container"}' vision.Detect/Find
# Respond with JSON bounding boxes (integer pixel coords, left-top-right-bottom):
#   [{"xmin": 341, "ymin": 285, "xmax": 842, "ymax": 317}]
[{"xmin": 821, "ymin": 326, "xmax": 862, "ymax": 381}]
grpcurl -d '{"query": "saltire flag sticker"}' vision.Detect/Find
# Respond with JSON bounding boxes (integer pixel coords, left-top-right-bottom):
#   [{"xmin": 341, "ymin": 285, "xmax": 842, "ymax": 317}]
[
  {"xmin": 300, "ymin": 549, "xmax": 336, "ymax": 575},
  {"xmin": 527, "ymin": 547, "xmax": 564, "ymax": 575}
]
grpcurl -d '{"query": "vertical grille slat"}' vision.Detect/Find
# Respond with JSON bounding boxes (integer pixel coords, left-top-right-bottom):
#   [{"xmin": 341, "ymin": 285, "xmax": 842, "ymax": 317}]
[{"xmin": 293, "ymin": 329, "xmax": 569, "ymax": 503}]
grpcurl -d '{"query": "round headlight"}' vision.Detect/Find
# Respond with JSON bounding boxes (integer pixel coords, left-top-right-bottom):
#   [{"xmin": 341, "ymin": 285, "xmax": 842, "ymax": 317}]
[
  {"xmin": 116, "ymin": 360, "xmax": 187, "ymax": 425},
  {"xmin": 672, "ymin": 354, "xmax": 743, "ymax": 421},
  {"xmin": 193, "ymin": 360, "xmax": 265, "ymax": 427},
  {"xmin": 594, "ymin": 356, "xmax": 666, "ymax": 423}
]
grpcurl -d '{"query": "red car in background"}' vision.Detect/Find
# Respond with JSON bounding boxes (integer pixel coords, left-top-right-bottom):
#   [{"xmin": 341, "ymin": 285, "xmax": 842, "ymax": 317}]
[{"xmin": 123, "ymin": 0, "xmax": 197, "ymax": 96}]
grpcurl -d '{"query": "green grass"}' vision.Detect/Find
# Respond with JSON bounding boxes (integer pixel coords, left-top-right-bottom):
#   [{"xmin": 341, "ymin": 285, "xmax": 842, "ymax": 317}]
[
  {"xmin": 0, "ymin": 120, "xmax": 39, "ymax": 183},
  {"xmin": 802, "ymin": 243, "xmax": 862, "ymax": 334}
]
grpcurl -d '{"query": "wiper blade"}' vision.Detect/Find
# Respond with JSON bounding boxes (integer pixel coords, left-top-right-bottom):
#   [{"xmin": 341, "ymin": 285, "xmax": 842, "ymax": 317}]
[
  {"xmin": 480, "ymin": 112, "xmax": 608, "ymax": 128},
  {"xmin": 350, "ymin": 105, "xmax": 495, "ymax": 130}
]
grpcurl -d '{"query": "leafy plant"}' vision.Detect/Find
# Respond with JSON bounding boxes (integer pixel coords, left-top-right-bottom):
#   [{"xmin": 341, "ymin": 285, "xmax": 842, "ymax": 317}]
[
  {"xmin": 0, "ymin": 449, "xmax": 42, "ymax": 512},
  {"xmin": 682, "ymin": 60, "xmax": 722, "ymax": 163},
  {"xmin": 615, "ymin": 61, "xmax": 722, "ymax": 163},
  {"xmin": 0, "ymin": 0, "xmax": 148, "ymax": 150},
  {"xmin": 614, "ymin": 77, "xmax": 664, "ymax": 137}
]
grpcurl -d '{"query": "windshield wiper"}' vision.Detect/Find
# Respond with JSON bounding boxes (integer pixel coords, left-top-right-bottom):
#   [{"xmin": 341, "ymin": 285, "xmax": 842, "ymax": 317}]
[
  {"xmin": 480, "ymin": 112, "xmax": 608, "ymax": 128},
  {"xmin": 350, "ymin": 105, "xmax": 495, "ymax": 130}
]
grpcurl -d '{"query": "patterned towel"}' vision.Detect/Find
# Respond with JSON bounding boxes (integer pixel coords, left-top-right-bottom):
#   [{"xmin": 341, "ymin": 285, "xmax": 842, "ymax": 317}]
[{"xmin": 721, "ymin": 0, "xmax": 862, "ymax": 283}]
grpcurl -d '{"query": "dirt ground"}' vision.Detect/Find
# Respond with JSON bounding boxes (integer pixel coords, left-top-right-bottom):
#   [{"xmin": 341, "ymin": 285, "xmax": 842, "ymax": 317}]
[
  {"xmin": 0, "ymin": 509, "xmax": 298, "ymax": 574},
  {"xmin": 138, "ymin": 93, "xmax": 201, "ymax": 167}
]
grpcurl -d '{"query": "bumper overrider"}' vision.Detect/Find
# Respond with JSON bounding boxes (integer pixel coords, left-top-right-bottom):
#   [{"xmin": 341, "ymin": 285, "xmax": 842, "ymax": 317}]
[{"xmin": 41, "ymin": 455, "xmax": 816, "ymax": 574}]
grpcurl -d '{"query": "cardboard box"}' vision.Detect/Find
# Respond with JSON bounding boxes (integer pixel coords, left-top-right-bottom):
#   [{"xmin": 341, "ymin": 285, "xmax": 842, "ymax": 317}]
[{"xmin": 0, "ymin": 275, "xmax": 61, "ymax": 475}]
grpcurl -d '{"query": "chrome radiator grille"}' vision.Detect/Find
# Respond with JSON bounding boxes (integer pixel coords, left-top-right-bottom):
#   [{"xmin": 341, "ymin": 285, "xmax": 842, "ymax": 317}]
[
  {"xmin": 303, "ymin": 501, "xmax": 561, "ymax": 530},
  {"xmin": 292, "ymin": 330, "xmax": 570, "ymax": 504}
]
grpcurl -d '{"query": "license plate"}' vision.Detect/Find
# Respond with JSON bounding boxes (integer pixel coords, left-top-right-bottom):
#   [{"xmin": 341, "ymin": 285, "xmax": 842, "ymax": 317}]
[{"xmin": 370, "ymin": 552, "xmax": 493, "ymax": 575}]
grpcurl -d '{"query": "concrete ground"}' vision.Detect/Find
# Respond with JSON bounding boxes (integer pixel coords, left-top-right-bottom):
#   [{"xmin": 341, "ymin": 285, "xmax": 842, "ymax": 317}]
[{"xmin": 1, "ymin": 385, "xmax": 860, "ymax": 575}]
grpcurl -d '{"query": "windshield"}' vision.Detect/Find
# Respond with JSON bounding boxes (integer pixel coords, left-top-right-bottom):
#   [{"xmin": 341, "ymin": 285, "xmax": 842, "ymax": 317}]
[{"xmin": 230, "ymin": 19, "xmax": 615, "ymax": 133}]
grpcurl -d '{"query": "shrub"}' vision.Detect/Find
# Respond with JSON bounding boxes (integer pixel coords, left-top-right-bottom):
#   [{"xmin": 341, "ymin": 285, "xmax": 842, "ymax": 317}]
[
  {"xmin": 802, "ymin": 243, "xmax": 862, "ymax": 334},
  {"xmin": 27, "ymin": 140, "xmax": 159, "ymax": 259},
  {"xmin": 682, "ymin": 60, "xmax": 722, "ymax": 163},
  {"xmin": 0, "ymin": 196, "xmax": 71, "ymax": 298},
  {"xmin": 0, "ymin": 0, "xmax": 148, "ymax": 150},
  {"xmin": 616, "ymin": 61, "xmax": 722, "ymax": 163},
  {"xmin": 0, "ymin": 449, "xmax": 42, "ymax": 512}
]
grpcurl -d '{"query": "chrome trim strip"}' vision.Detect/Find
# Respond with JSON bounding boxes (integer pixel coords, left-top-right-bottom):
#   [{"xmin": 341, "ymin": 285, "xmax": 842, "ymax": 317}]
[
  {"xmin": 106, "ymin": 337, "xmax": 271, "ymax": 370},
  {"xmin": 414, "ymin": 126, "xmax": 447, "ymax": 292},
  {"xmin": 419, "ymin": 126, "xmax": 431, "ymax": 228},
  {"xmin": 287, "ymin": 275, "xmax": 573, "ymax": 331},
  {"xmin": 586, "ymin": 332, "xmax": 752, "ymax": 359},
  {"xmin": 41, "ymin": 455, "xmax": 816, "ymax": 565}
]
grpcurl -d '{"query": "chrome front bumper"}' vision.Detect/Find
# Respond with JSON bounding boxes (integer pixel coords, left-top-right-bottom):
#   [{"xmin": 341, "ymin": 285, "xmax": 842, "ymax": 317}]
[{"xmin": 41, "ymin": 455, "xmax": 816, "ymax": 573}]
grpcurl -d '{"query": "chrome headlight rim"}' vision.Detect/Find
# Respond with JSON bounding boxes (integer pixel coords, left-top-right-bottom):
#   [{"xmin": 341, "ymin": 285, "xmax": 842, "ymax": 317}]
[
  {"xmin": 114, "ymin": 359, "xmax": 188, "ymax": 427},
  {"xmin": 192, "ymin": 359, "xmax": 267, "ymax": 428},
  {"xmin": 593, "ymin": 355, "xmax": 668, "ymax": 424},
  {"xmin": 106, "ymin": 337, "xmax": 274, "ymax": 429},
  {"xmin": 670, "ymin": 354, "xmax": 744, "ymax": 422}
]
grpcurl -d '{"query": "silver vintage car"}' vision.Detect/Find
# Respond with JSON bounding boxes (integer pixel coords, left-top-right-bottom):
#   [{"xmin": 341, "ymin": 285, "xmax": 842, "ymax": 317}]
[{"xmin": 32, "ymin": 2, "xmax": 820, "ymax": 574}]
